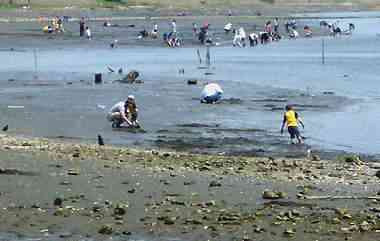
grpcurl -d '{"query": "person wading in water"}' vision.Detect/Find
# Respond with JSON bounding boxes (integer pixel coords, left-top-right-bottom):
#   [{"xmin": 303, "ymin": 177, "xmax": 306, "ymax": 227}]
[{"xmin": 280, "ymin": 105, "xmax": 305, "ymax": 144}]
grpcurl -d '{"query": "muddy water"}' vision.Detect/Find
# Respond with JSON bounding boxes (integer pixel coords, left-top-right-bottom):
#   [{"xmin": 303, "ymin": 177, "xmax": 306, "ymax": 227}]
[{"xmin": 0, "ymin": 15, "xmax": 380, "ymax": 157}]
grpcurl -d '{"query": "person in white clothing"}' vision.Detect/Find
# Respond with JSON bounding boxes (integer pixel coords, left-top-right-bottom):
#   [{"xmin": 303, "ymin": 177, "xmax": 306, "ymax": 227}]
[
  {"xmin": 151, "ymin": 23, "xmax": 159, "ymax": 38},
  {"xmin": 238, "ymin": 27, "xmax": 246, "ymax": 47},
  {"xmin": 171, "ymin": 19, "xmax": 177, "ymax": 33},
  {"xmin": 249, "ymin": 32, "xmax": 259, "ymax": 46},
  {"xmin": 232, "ymin": 29, "xmax": 242, "ymax": 47},
  {"xmin": 86, "ymin": 26, "xmax": 92, "ymax": 40},
  {"xmin": 107, "ymin": 96, "xmax": 136, "ymax": 127},
  {"xmin": 289, "ymin": 29, "xmax": 299, "ymax": 38},
  {"xmin": 201, "ymin": 83, "xmax": 224, "ymax": 104},
  {"xmin": 224, "ymin": 22, "xmax": 232, "ymax": 33}
]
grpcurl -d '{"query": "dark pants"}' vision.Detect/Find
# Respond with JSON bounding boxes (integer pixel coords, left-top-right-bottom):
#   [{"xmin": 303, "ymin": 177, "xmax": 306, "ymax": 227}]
[
  {"xmin": 201, "ymin": 92, "xmax": 222, "ymax": 104},
  {"xmin": 249, "ymin": 37, "xmax": 258, "ymax": 47},
  {"xmin": 288, "ymin": 126, "xmax": 300, "ymax": 139},
  {"xmin": 129, "ymin": 112, "xmax": 138, "ymax": 122}
]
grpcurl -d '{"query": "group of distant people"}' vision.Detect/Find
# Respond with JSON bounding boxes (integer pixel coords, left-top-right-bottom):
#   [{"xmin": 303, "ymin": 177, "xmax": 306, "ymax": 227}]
[
  {"xmin": 320, "ymin": 20, "xmax": 355, "ymax": 37},
  {"xmin": 41, "ymin": 15, "xmax": 354, "ymax": 49},
  {"xmin": 42, "ymin": 16, "xmax": 65, "ymax": 33},
  {"xmin": 227, "ymin": 17, "xmax": 313, "ymax": 47},
  {"xmin": 135, "ymin": 19, "xmax": 183, "ymax": 47}
]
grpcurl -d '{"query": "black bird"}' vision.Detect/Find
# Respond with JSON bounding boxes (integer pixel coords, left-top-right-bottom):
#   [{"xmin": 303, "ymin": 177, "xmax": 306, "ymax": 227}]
[
  {"xmin": 2, "ymin": 124, "xmax": 8, "ymax": 132},
  {"xmin": 97, "ymin": 134, "xmax": 105, "ymax": 146}
]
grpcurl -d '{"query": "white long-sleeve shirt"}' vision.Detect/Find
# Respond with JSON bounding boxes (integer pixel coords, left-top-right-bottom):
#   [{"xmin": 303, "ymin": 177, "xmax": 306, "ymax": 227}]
[{"xmin": 201, "ymin": 83, "xmax": 223, "ymax": 99}]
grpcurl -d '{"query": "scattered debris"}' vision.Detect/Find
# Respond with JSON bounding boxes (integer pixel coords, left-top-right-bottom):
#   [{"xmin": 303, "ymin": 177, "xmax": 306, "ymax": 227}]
[
  {"xmin": 98, "ymin": 134, "xmax": 105, "ymax": 146},
  {"xmin": 262, "ymin": 190, "xmax": 287, "ymax": 200},
  {"xmin": 98, "ymin": 224, "xmax": 113, "ymax": 235},
  {"xmin": 187, "ymin": 79, "xmax": 198, "ymax": 85},
  {"xmin": 2, "ymin": 125, "xmax": 8, "ymax": 132},
  {"xmin": 53, "ymin": 197, "xmax": 63, "ymax": 206}
]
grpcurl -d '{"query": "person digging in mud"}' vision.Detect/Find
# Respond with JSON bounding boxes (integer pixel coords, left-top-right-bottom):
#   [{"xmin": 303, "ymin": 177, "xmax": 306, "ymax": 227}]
[
  {"xmin": 107, "ymin": 96, "xmax": 139, "ymax": 128},
  {"xmin": 201, "ymin": 83, "xmax": 223, "ymax": 104},
  {"xmin": 280, "ymin": 105, "xmax": 305, "ymax": 144}
]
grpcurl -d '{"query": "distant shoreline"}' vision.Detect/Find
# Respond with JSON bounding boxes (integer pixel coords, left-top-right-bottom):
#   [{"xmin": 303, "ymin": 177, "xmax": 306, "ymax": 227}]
[{"xmin": 1, "ymin": 14, "xmax": 380, "ymax": 23}]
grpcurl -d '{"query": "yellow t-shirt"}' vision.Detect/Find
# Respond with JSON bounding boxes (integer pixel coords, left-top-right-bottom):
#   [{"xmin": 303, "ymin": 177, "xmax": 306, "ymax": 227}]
[{"xmin": 285, "ymin": 110, "xmax": 298, "ymax": 127}]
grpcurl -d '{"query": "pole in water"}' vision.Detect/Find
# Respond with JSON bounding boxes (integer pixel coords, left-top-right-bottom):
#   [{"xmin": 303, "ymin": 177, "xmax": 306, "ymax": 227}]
[
  {"xmin": 33, "ymin": 48, "xmax": 38, "ymax": 80},
  {"xmin": 205, "ymin": 45, "xmax": 211, "ymax": 68},
  {"xmin": 322, "ymin": 38, "xmax": 325, "ymax": 65},
  {"xmin": 196, "ymin": 49, "xmax": 202, "ymax": 65}
]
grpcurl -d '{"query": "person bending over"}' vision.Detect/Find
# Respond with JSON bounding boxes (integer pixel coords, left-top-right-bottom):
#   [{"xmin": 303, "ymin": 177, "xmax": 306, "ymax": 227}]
[{"xmin": 107, "ymin": 96, "xmax": 136, "ymax": 128}]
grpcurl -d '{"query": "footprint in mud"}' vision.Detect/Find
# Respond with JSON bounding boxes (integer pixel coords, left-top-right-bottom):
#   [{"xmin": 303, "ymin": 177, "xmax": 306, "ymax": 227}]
[
  {"xmin": 191, "ymin": 97, "xmax": 243, "ymax": 105},
  {"xmin": 176, "ymin": 123, "xmax": 220, "ymax": 128}
]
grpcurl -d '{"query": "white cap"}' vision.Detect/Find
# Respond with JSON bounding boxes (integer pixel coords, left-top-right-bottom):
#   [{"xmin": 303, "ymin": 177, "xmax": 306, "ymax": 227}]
[{"xmin": 127, "ymin": 95, "xmax": 135, "ymax": 100}]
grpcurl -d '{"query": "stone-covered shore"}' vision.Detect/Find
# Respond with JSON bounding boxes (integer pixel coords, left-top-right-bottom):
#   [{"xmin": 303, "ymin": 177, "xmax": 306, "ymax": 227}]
[{"xmin": 0, "ymin": 134, "xmax": 379, "ymax": 241}]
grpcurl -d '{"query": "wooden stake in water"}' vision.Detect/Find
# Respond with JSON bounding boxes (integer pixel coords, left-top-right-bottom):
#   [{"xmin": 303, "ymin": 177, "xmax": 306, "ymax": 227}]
[
  {"xmin": 322, "ymin": 38, "xmax": 325, "ymax": 65},
  {"xmin": 33, "ymin": 48, "xmax": 38, "ymax": 80},
  {"xmin": 205, "ymin": 45, "xmax": 211, "ymax": 68},
  {"xmin": 196, "ymin": 49, "xmax": 202, "ymax": 65}
]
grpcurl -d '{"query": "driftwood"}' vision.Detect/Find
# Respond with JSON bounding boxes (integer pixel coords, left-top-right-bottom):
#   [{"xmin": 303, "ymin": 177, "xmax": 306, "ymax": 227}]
[{"xmin": 300, "ymin": 195, "xmax": 380, "ymax": 200}]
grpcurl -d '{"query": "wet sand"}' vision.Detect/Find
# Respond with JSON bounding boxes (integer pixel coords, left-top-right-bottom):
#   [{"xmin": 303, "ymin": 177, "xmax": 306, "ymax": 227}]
[
  {"xmin": 0, "ymin": 15, "xmax": 369, "ymax": 158},
  {"xmin": 0, "ymin": 135, "xmax": 379, "ymax": 241}
]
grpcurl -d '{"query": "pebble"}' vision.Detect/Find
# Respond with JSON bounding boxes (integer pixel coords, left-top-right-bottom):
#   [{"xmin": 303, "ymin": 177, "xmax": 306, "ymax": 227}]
[
  {"xmin": 67, "ymin": 169, "xmax": 80, "ymax": 176},
  {"xmin": 114, "ymin": 204, "xmax": 127, "ymax": 216},
  {"xmin": 312, "ymin": 155, "xmax": 321, "ymax": 161},
  {"xmin": 115, "ymin": 220, "xmax": 124, "ymax": 225},
  {"xmin": 332, "ymin": 217, "xmax": 341, "ymax": 224},
  {"xmin": 59, "ymin": 232, "xmax": 73, "ymax": 238},
  {"xmin": 59, "ymin": 180, "xmax": 72, "ymax": 186},
  {"xmin": 54, "ymin": 197, "xmax": 63, "ymax": 206},
  {"xmin": 187, "ymin": 79, "xmax": 197, "ymax": 85},
  {"xmin": 262, "ymin": 190, "xmax": 286, "ymax": 200},
  {"xmin": 369, "ymin": 207, "xmax": 380, "ymax": 213},
  {"xmin": 375, "ymin": 170, "xmax": 380, "ymax": 179},
  {"xmin": 253, "ymin": 226, "xmax": 265, "ymax": 233},
  {"xmin": 128, "ymin": 188, "xmax": 136, "ymax": 194},
  {"xmin": 122, "ymin": 231, "xmax": 132, "ymax": 235},
  {"xmin": 359, "ymin": 221, "xmax": 370, "ymax": 232},
  {"xmin": 209, "ymin": 180, "xmax": 222, "ymax": 187},
  {"xmin": 283, "ymin": 228, "xmax": 296, "ymax": 236},
  {"xmin": 98, "ymin": 224, "xmax": 113, "ymax": 235},
  {"xmin": 184, "ymin": 180, "xmax": 196, "ymax": 186}
]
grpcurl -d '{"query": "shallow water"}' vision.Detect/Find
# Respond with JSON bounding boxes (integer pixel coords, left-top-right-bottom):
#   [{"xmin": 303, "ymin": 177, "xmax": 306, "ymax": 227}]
[{"xmin": 0, "ymin": 15, "xmax": 380, "ymax": 156}]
